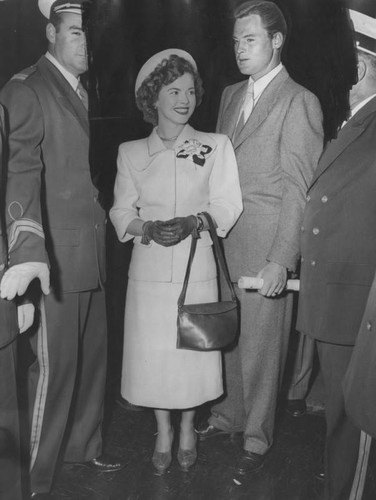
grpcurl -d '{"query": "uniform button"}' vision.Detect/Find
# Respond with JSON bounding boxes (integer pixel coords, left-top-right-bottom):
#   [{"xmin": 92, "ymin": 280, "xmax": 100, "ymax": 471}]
[
  {"xmin": 95, "ymin": 223, "xmax": 99, "ymax": 230},
  {"xmin": 311, "ymin": 260, "xmax": 316, "ymax": 267},
  {"xmin": 0, "ymin": 264, "xmax": 4, "ymax": 271},
  {"xmin": 301, "ymin": 257, "xmax": 305, "ymax": 263},
  {"xmin": 321, "ymin": 195, "xmax": 328, "ymax": 203},
  {"xmin": 306, "ymin": 195, "xmax": 311, "ymax": 202},
  {"xmin": 301, "ymin": 226, "xmax": 305, "ymax": 232},
  {"xmin": 94, "ymin": 196, "xmax": 98, "ymax": 203},
  {"xmin": 367, "ymin": 321, "xmax": 372, "ymax": 331},
  {"xmin": 313, "ymin": 227, "xmax": 320, "ymax": 235}
]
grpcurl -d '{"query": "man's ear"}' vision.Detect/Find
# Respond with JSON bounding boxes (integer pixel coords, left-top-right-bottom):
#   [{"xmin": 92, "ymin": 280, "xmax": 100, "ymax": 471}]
[
  {"xmin": 46, "ymin": 23, "xmax": 56, "ymax": 44},
  {"xmin": 272, "ymin": 32, "xmax": 284, "ymax": 50},
  {"xmin": 357, "ymin": 59, "xmax": 367, "ymax": 83}
]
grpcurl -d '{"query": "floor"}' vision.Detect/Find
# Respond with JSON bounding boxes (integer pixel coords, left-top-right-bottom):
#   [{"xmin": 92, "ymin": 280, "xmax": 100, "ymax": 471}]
[{"xmin": 44, "ymin": 385, "xmax": 376, "ymax": 500}]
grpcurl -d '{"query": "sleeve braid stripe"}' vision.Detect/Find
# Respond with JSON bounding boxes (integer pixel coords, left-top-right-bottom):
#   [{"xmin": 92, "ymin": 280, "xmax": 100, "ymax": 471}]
[{"xmin": 8, "ymin": 219, "xmax": 45, "ymax": 252}]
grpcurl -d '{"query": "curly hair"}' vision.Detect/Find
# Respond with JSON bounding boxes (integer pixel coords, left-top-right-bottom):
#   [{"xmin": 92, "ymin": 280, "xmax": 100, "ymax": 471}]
[{"xmin": 136, "ymin": 54, "xmax": 204, "ymax": 126}]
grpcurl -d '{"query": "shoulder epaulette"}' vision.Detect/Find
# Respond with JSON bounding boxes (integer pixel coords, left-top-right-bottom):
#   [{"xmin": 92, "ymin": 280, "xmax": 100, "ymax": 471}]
[{"xmin": 10, "ymin": 65, "xmax": 37, "ymax": 82}]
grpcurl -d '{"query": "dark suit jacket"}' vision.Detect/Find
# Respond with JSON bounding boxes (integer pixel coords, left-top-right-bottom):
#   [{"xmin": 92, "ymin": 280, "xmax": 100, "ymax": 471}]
[
  {"xmin": 0, "ymin": 104, "xmax": 18, "ymax": 349},
  {"xmin": 297, "ymin": 96, "xmax": 376, "ymax": 345},
  {"xmin": 217, "ymin": 67, "xmax": 323, "ymax": 279},
  {"xmin": 0, "ymin": 56, "xmax": 106, "ymax": 294}
]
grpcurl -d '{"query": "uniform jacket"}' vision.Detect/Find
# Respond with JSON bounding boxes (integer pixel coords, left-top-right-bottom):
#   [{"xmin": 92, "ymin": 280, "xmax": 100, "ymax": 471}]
[
  {"xmin": 0, "ymin": 56, "xmax": 106, "ymax": 294},
  {"xmin": 0, "ymin": 104, "xmax": 18, "ymax": 348},
  {"xmin": 217, "ymin": 67, "xmax": 323, "ymax": 279},
  {"xmin": 297, "ymin": 96, "xmax": 376, "ymax": 345},
  {"xmin": 110, "ymin": 124, "xmax": 243, "ymax": 283}
]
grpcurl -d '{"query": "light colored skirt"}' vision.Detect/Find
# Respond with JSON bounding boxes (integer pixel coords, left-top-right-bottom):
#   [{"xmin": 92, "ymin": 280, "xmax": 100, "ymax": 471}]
[{"xmin": 121, "ymin": 278, "xmax": 223, "ymax": 409}]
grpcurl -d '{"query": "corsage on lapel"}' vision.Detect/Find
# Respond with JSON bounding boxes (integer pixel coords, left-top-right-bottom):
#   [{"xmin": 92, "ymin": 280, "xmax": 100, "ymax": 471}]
[{"xmin": 176, "ymin": 139, "xmax": 213, "ymax": 167}]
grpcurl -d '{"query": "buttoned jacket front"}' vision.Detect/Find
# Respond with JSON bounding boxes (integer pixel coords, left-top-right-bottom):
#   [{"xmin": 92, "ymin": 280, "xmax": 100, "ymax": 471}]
[
  {"xmin": 0, "ymin": 56, "xmax": 106, "ymax": 294},
  {"xmin": 217, "ymin": 67, "xmax": 323, "ymax": 278},
  {"xmin": 297, "ymin": 97, "xmax": 376, "ymax": 345},
  {"xmin": 110, "ymin": 124, "xmax": 243, "ymax": 283}
]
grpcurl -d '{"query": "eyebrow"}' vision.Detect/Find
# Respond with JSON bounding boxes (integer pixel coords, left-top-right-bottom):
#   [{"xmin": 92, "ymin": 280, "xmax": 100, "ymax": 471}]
[{"xmin": 68, "ymin": 24, "xmax": 83, "ymax": 30}]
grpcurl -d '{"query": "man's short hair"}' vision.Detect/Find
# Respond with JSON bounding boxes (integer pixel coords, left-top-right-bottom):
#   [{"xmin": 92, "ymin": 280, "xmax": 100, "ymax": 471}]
[{"xmin": 234, "ymin": 1, "xmax": 287, "ymax": 41}]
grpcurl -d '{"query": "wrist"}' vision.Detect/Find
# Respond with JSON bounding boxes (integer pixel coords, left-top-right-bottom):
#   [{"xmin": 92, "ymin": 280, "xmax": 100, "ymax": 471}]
[{"xmin": 141, "ymin": 220, "xmax": 153, "ymax": 245}]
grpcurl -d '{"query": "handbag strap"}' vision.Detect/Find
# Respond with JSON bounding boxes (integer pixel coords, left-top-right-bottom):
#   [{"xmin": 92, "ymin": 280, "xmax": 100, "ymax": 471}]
[{"xmin": 178, "ymin": 212, "xmax": 237, "ymax": 308}]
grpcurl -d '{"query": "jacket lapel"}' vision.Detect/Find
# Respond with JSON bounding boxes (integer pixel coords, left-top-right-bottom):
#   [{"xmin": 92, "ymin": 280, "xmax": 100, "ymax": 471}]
[
  {"xmin": 221, "ymin": 83, "xmax": 247, "ymax": 139},
  {"xmin": 309, "ymin": 97, "xmax": 376, "ymax": 190},
  {"xmin": 37, "ymin": 56, "xmax": 89, "ymax": 137},
  {"xmin": 233, "ymin": 67, "xmax": 290, "ymax": 149}
]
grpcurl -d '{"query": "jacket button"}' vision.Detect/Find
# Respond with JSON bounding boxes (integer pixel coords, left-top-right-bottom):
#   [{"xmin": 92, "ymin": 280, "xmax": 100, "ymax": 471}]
[
  {"xmin": 306, "ymin": 195, "xmax": 311, "ymax": 202},
  {"xmin": 321, "ymin": 195, "xmax": 328, "ymax": 203},
  {"xmin": 311, "ymin": 260, "xmax": 316, "ymax": 267},
  {"xmin": 95, "ymin": 224, "xmax": 99, "ymax": 230},
  {"xmin": 313, "ymin": 227, "xmax": 320, "ymax": 235},
  {"xmin": 301, "ymin": 257, "xmax": 305, "ymax": 263},
  {"xmin": 367, "ymin": 321, "xmax": 372, "ymax": 331},
  {"xmin": 0, "ymin": 264, "xmax": 4, "ymax": 271},
  {"xmin": 301, "ymin": 226, "xmax": 305, "ymax": 232}
]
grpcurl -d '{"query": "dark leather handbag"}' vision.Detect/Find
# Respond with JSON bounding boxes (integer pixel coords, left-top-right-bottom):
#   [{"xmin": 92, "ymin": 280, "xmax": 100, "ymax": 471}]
[{"xmin": 177, "ymin": 212, "xmax": 239, "ymax": 351}]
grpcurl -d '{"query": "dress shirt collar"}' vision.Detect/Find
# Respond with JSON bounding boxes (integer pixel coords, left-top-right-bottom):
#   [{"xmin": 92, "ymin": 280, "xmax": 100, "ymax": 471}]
[
  {"xmin": 247, "ymin": 63, "xmax": 283, "ymax": 104},
  {"xmin": 148, "ymin": 123, "xmax": 196, "ymax": 156},
  {"xmin": 45, "ymin": 51, "xmax": 80, "ymax": 91},
  {"xmin": 350, "ymin": 93, "xmax": 376, "ymax": 119}
]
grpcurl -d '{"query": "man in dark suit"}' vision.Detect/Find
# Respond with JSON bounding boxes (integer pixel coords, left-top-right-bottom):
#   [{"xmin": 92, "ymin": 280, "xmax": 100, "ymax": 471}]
[
  {"xmin": 296, "ymin": 7, "xmax": 376, "ymax": 500},
  {"xmin": 0, "ymin": 1, "xmax": 125, "ymax": 496},
  {"xmin": 198, "ymin": 0, "xmax": 323, "ymax": 478}
]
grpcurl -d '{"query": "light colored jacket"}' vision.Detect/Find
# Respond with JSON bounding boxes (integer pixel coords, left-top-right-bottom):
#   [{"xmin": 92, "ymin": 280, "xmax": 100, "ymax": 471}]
[
  {"xmin": 110, "ymin": 124, "xmax": 243, "ymax": 283},
  {"xmin": 217, "ymin": 67, "xmax": 324, "ymax": 279}
]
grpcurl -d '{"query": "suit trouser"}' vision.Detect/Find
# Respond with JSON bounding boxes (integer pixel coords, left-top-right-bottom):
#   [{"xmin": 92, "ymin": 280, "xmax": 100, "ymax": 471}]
[
  {"xmin": 287, "ymin": 332, "xmax": 315, "ymax": 400},
  {"xmin": 0, "ymin": 339, "xmax": 22, "ymax": 500},
  {"xmin": 209, "ymin": 287, "xmax": 293, "ymax": 454},
  {"xmin": 316, "ymin": 340, "xmax": 368, "ymax": 500},
  {"xmin": 29, "ymin": 288, "xmax": 107, "ymax": 493}
]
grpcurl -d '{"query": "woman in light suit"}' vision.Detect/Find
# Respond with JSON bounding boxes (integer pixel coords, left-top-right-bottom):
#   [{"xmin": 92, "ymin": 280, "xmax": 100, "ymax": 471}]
[{"xmin": 110, "ymin": 49, "xmax": 242, "ymax": 474}]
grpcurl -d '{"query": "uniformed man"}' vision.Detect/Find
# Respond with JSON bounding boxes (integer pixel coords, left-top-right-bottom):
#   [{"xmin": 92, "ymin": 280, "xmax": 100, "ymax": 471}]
[
  {"xmin": 296, "ymin": 6, "xmax": 376, "ymax": 500},
  {"xmin": 0, "ymin": 1, "xmax": 126, "ymax": 496}
]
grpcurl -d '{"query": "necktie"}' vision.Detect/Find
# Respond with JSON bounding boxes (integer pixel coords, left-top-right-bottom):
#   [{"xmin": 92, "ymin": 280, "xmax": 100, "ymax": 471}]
[
  {"xmin": 234, "ymin": 82, "xmax": 254, "ymax": 139},
  {"xmin": 76, "ymin": 81, "xmax": 89, "ymax": 111}
]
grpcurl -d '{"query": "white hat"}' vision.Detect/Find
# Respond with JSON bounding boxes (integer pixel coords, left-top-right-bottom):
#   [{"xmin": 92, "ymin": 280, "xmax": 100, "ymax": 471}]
[
  {"xmin": 135, "ymin": 49, "xmax": 197, "ymax": 95},
  {"xmin": 349, "ymin": 8, "xmax": 376, "ymax": 56},
  {"xmin": 38, "ymin": 0, "xmax": 84, "ymax": 19}
]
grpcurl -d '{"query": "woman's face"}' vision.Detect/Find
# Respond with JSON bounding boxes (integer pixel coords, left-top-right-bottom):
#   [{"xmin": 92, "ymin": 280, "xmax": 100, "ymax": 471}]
[{"xmin": 155, "ymin": 72, "xmax": 196, "ymax": 127}]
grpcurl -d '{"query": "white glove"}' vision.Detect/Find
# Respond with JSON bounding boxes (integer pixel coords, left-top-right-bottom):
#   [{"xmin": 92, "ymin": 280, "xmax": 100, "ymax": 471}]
[
  {"xmin": 17, "ymin": 303, "xmax": 35, "ymax": 333},
  {"xmin": 0, "ymin": 262, "xmax": 50, "ymax": 300}
]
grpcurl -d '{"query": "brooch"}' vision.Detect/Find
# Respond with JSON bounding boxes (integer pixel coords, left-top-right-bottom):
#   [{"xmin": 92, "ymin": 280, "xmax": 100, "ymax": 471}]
[{"xmin": 176, "ymin": 139, "xmax": 213, "ymax": 167}]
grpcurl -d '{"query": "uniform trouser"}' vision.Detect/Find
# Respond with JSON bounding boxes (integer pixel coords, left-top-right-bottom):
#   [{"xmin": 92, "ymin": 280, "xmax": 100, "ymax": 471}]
[
  {"xmin": 29, "ymin": 288, "xmax": 107, "ymax": 494},
  {"xmin": 0, "ymin": 339, "xmax": 22, "ymax": 500},
  {"xmin": 316, "ymin": 340, "xmax": 370, "ymax": 500},
  {"xmin": 287, "ymin": 332, "xmax": 315, "ymax": 400},
  {"xmin": 209, "ymin": 287, "xmax": 293, "ymax": 454}
]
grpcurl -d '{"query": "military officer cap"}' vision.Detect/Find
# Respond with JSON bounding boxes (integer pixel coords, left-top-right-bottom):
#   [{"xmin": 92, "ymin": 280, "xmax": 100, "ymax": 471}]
[
  {"xmin": 348, "ymin": 1, "xmax": 376, "ymax": 56},
  {"xmin": 38, "ymin": 0, "xmax": 85, "ymax": 19}
]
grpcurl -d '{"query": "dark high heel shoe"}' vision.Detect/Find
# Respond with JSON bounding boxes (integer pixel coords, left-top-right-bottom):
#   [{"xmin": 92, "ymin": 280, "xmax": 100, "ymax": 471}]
[
  {"xmin": 177, "ymin": 432, "xmax": 197, "ymax": 472},
  {"xmin": 152, "ymin": 428, "xmax": 174, "ymax": 474}
]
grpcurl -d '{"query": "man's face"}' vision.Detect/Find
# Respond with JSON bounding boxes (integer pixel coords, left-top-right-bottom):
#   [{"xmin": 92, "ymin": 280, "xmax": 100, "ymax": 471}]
[
  {"xmin": 233, "ymin": 14, "xmax": 281, "ymax": 80},
  {"xmin": 47, "ymin": 12, "xmax": 88, "ymax": 77}
]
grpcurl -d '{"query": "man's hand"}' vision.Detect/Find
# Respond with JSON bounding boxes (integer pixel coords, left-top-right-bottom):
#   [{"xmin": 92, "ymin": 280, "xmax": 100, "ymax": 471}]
[
  {"xmin": 256, "ymin": 262, "xmax": 287, "ymax": 297},
  {"xmin": 0, "ymin": 262, "xmax": 50, "ymax": 300},
  {"xmin": 17, "ymin": 303, "xmax": 35, "ymax": 333}
]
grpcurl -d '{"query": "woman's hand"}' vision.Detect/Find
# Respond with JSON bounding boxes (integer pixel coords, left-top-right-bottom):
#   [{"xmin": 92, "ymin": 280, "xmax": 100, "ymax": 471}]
[
  {"xmin": 143, "ymin": 220, "xmax": 181, "ymax": 247},
  {"xmin": 163, "ymin": 216, "xmax": 197, "ymax": 242}
]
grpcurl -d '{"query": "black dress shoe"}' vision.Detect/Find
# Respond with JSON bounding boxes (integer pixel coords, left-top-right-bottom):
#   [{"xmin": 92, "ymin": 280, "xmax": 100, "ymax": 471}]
[
  {"xmin": 67, "ymin": 454, "xmax": 128, "ymax": 472},
  {"xmin": 286, "ymin": 399, "xmax": 307, "ymax": 417},
  {"xmin": 116, "ymin": 396, "xmax": 145, "ymax": 412},
  {"xmin": 197, "ymin": 423, "xmax": 235, "ymax": 441},
  {"xmin": 234, "ymin": 451, "xmax": 265, "ymax": 476}
]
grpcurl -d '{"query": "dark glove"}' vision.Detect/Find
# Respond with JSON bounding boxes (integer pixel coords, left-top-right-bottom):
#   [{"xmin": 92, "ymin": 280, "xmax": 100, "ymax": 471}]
[
  {"xmin": 163, "ymin": 215, "xmax": 197, "ymax": 242},
  {"xmin": 142, "ymin": 220, "xmax": 180, "ymax": 247}
]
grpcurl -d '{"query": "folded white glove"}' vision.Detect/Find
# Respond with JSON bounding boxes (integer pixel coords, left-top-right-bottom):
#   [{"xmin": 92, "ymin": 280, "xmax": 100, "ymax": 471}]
[
  {"xmin": 17, "ymin": 303, "xmax": 35, "ymax": 333},
  {"xmin": 0, "ymin": 262, "xmax": 50, "ymax": 300}
]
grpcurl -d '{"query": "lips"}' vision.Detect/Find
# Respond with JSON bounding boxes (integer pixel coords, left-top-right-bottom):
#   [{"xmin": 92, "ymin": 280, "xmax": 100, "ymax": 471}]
[{"xmin": 174, "ymin": 107, "xmax": 190, "ymax": 115}]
